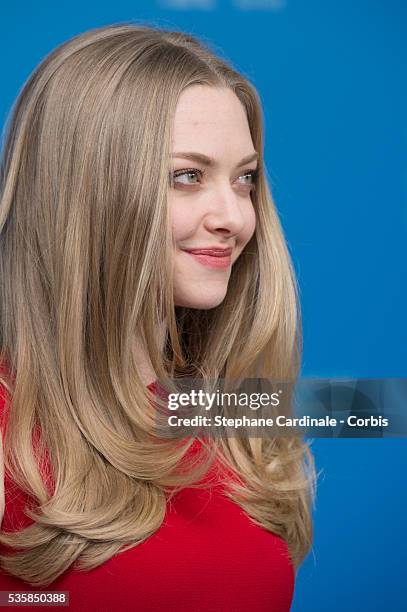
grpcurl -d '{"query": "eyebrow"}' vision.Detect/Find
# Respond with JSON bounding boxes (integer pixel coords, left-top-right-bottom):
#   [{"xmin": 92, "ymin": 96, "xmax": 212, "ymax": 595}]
[{"xmin": 171, "ymin": 151, "xmax": 259, "ymax": 168}]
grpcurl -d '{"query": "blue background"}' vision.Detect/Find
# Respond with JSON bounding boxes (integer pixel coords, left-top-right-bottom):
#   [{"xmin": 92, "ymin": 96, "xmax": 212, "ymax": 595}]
[{"xmin": 1, "ymin": 1, "xmax": 406, "ymax": 610}]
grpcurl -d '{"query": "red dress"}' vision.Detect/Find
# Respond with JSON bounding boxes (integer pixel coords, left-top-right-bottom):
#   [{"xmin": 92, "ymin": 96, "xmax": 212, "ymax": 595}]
[{"xmin": 0, "ymin": 379, "xmax": 294, "ymax": 611}]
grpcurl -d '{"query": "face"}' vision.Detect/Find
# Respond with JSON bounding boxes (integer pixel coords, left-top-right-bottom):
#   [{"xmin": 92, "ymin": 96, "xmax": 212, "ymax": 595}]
[{"xmin": 169, "ymin": 85, "xmax": 257, "ymax": 310}]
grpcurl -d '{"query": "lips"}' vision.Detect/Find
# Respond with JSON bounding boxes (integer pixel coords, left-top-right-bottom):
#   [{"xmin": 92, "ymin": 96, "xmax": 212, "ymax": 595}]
[
  {"xmin": 184, "ymin": 247, "xmax": 233, "ymax": 257},
  {"xmin": 182, "ymin": 247, "xmax": 233, "ymax": 270}
]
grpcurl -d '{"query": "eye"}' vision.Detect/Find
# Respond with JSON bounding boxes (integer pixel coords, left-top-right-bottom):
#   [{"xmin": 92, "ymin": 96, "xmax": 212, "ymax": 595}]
[
  {"xmin": 170, "ymin": 168, "xmax": 205, "ymax": 187},
  {"xmin": 235, "ymin": 169, "xmax": 259, "ymax": 192}
]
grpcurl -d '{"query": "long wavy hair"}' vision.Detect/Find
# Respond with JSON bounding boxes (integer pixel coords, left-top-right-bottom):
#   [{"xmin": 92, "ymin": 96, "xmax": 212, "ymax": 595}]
[{"xmin": 0, "ymin": 23, "xmax": 315, "ymax": 586}]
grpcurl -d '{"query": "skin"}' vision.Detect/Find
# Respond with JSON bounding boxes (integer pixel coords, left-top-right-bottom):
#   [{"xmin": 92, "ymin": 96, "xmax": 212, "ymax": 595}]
[
  {"xmin": 137, "ymin": 85, "xmax": 258, "ymax": 385},
  {"xmin": 169, "ymin": 85, "xmax": 257, "ymax": 310}
]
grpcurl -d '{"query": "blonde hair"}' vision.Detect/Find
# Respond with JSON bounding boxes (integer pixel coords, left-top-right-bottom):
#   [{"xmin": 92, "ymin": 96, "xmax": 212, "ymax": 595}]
[{"xmin": 0, "ymin": 22, "xmax": 315, "ymax": 586}]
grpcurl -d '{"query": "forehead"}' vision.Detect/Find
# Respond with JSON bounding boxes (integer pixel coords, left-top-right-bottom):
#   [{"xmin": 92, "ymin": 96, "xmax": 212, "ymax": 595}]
[{"xmin": 172, "ymin": 85, "xmax": 254, "ymax": 154}]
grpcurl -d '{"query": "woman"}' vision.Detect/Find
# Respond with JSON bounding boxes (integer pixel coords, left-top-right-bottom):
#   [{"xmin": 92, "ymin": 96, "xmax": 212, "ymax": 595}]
[{"xmin": 0, "ymin": 23, "xmax": 314, "ymax": 610}]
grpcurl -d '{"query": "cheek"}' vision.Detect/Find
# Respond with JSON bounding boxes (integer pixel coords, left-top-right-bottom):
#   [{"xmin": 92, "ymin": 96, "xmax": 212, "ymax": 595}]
[
  {"xmin": 240, "ymin": 201, "xmax": 256, "ymax": 245},
  {"xmin": 170, "ymin": 199, "xmax": 199, "ymax": 242}
]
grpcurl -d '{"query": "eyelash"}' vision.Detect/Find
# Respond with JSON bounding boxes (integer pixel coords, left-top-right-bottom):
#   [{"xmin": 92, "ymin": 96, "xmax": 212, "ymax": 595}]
[{"xmin": 170, "ymin": 167, "xmax": 259, "ymax": 192}]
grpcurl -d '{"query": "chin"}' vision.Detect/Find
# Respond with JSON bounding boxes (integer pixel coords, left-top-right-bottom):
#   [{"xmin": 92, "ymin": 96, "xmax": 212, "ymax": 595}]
[{"xmin": 175, "ymin": 289, "xmax": 228, "ymax": 310}]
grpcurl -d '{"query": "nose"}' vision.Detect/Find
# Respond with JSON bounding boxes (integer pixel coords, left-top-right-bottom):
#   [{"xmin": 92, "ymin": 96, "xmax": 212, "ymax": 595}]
[{"xmin": 203, "ymin": 181, "xmax": 247, "ymax": 237}]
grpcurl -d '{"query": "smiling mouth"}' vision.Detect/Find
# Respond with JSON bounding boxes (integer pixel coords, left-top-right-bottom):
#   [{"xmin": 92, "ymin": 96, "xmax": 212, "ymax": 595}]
[{"xmin": 182, "ymin": 249, "xmax": 232, "ymax": 270}]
